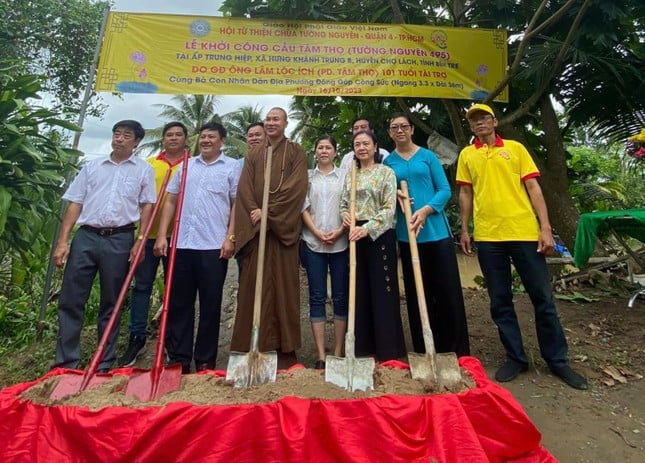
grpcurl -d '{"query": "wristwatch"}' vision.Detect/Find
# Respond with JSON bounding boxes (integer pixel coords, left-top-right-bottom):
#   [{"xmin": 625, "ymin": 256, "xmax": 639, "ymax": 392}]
[{"xmin": 227, "ymin": 234, "xmax": 236, "ymax": 242}]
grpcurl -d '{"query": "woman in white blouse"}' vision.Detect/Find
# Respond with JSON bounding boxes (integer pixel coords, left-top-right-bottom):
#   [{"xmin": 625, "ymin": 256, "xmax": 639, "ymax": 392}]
[{"xmin": 301, "ymin": 135, "xmax": 348, "ymax": 370}]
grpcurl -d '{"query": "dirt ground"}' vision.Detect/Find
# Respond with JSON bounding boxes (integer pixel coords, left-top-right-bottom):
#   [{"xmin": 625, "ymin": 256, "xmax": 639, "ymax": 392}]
[{"xmin": 9, "ymin": 259, "xmax": 645, "ymax": 462}]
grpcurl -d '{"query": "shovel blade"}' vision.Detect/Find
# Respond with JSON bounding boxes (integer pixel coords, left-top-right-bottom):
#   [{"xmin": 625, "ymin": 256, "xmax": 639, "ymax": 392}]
[
  {"xmin": 226, "ymin": 350, "xmax": 277, "ymax": 388},
  {"xmin": 325, "ymin": 355, "xmax": 375, "ymax": 392},
  {"xmin": 408, "ymin": 352, "xmax": 439, "ymax": 384},
  {"xmin": 436, "ymin": 352, "xmax": 462, "ymax": 388},
  {"xmin": 348, "ymin": 357, "xmax": 375, "ymax": 392},
  {"xmin": 49, "ymin": 372, "xmax": 111, "ymax": 401},
  {"xmin": 125, "ymin": 364, "xmax": 183, "ymax": 402},
  {"xmin": 325, "ymin": 354, "xmax": 348, "ymax": 389}
]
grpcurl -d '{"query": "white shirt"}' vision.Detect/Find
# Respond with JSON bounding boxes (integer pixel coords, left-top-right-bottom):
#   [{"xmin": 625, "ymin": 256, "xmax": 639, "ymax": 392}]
[
  {"xmin": 63, "ymin": 154, "xmax": 156, "ymax": 227},
  {"xmin": 301, "ymin": 167, "xmax": 348, "ymax": 253},
  {"xmin": 167, "ymin": 153, "xmax": 241, "ymax": 250},
  {"xmin": 339, "ymin": 148, "xmax": 391, "ymax": 171}
]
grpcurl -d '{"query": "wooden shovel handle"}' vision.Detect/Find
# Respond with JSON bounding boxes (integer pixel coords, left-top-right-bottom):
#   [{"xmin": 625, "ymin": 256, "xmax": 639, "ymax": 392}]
[
  {"xmin": 252, "ymin": 145, "xmax": 273, "ymax": 329},
  {"xmin": 400, "ymin": 181, "xmax": 436, "ymax": 356},
  {"xmin": 347, "ymin": 161, "xmax": 357, "ymax": 336}
]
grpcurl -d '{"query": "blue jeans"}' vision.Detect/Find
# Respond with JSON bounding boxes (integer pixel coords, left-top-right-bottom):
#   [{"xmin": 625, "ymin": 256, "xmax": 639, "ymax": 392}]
[
  {"xmin": 476, "ymin": 241, "xmax": 568, "ymax": 369},
  {"xmin": 301, "ymin": 245, "xmax": 348, "ymax": 323},
  {"xmin": 129, "ymin": 239, "xmax": 167, "ymax": 338}
]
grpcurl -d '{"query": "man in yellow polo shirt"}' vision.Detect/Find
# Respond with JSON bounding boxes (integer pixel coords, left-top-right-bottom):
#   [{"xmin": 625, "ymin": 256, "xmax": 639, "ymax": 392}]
[
  {"xmin": 118, "ymin": 121, "xmax": 188, "ymax": 367},
  {"xmin": 457, "ymin": 103, "xmax": 587, "ymax": 390}
]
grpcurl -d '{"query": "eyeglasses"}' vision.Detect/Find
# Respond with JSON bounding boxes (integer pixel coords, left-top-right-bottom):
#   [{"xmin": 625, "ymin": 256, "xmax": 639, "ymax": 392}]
[{"xmin": 389, "ymin": 124, "xmax": 411, "ymax": 132}]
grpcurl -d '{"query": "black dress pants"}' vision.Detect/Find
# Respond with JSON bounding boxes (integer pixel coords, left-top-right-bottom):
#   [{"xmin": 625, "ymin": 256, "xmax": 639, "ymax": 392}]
[{"xmin": 165, "ymin": 249, "xmax": 228, "ymax": 371}]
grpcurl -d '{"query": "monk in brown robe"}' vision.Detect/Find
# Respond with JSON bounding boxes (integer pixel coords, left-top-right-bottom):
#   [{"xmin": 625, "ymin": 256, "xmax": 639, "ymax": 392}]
[{"xmin": 231, "ymin": 107, "xmax": 308, "ymax": 369}]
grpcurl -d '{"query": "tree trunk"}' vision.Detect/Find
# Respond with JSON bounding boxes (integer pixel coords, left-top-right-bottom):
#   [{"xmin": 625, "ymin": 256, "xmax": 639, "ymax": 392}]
[{"xmin": 536, "ymin": 97, "xmax": 580, "ymax": 251}]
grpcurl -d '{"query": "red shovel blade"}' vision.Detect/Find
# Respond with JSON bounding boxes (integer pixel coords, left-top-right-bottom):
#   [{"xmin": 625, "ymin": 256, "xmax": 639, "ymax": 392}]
[
  {"xmin": 124, "ymin": 364, "xmax": 183, "ymax": 402},
  {"xmin": 49, "ymin": 371, "xmax": 112, "ymax": 401}
]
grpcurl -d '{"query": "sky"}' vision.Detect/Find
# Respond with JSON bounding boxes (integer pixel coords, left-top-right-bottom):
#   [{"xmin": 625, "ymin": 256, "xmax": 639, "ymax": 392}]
[{"xmin": 77, "ymin": 0, "xmax": 291, "ymax": 158}]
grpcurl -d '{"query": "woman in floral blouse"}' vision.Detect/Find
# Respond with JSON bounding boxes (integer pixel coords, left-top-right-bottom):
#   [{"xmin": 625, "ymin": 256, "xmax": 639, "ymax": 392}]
[{"xmin": 339, "ymin": 130, "xmax": 406, "ymax": 361}]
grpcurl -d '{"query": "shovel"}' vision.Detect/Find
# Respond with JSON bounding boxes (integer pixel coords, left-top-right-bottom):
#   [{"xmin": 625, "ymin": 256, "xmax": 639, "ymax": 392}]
[
  {"xmin": 226, "ymin": 146, "xmax": 278, "ymax": 387},
  {"xmin": 125, "ymin": 152, "xmax": 191, "ymax": 401},
  {"xmin": 325, "ymin": 161, "xmax": 375, "ymax": 391},
  {"xmin": 400, "ymin": 181, "xmax": 462, "ymax": 388},
  {"xmin": 50, "ymin": 167, "xmax": 175, "ymax": 401}
]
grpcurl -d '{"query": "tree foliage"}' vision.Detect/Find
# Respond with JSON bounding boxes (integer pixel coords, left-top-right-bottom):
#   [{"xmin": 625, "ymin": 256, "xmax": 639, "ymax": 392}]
[
  {"xmin": 222, "ymin": 104, "xmax": 265, "ymax": 158},
  {"xmin": 221, "ymin": 0, "xmax": 644, "ymax": 249},
  {"xmin": 0, "ymin": 66, "xmax": 81, "ymax": 282},
  {"xmin": 138, "ymin": 95, "xmax": 223, "ymax": 156},
  {"xmin": 0, "ymin": 0, "xmax": 109, "ymax": 116}
]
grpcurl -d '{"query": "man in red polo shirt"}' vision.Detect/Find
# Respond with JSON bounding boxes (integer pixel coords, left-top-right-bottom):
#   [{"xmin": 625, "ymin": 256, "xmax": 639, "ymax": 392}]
[{"xmin": 457, "ymin": 103, "xmax": 587, "ymax": 390}]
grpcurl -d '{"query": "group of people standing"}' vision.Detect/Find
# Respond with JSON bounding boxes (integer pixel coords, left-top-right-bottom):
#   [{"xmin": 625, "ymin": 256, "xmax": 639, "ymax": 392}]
[
  {"xmin": 302, "ymin": 114, "xmax": 469, "ymax": 369},
  {"xmin": 51, "ymin": 103, "xmax": 587, "ymax": 390}
]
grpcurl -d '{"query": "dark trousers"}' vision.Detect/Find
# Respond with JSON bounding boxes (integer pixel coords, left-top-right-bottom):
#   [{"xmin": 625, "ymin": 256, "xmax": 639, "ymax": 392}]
[
  {"xmin": 165, "ymin": 249, "xmax": 228, "ymax": 371},
  {"xmin": 399, "ymin": 238, "xmax": 470, "ymax": 356},
  {"xmin": 301, "ymin": 245, "xmax": 349, "ymax": 322},
  {"xmin": 476, "ymin": 241, "xmax": 568, "ymax": 368},
  {"xmin": 129, "ymin": 238, "xmax": 168, "ymax": 337},
  {"xmin": 354, "ymin": 229, "xmax": 406, "ymax": 361},
  {"xmin": 54, "ymin": 228, "xmax": 133, "ymax": 370}
]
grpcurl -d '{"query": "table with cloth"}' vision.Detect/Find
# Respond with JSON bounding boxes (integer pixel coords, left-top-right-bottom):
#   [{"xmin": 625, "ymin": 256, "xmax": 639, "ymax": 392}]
[{"xmin": 573, "ymin": 208, "xmax": 645, "ymax": 307}]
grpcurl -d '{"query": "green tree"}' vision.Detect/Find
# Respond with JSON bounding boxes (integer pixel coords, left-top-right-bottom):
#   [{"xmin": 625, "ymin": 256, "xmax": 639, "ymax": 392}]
[
  {"xmin": 0, "ymin": 67, "xmax": 81, "ymax": 291},
  {"xmin": 0, "ymin": 0, "xmax": 109, "ymax": 116},
  {"xmin": 138, "ymin": 95, "xmax": 223, "ymax": 156},
  {"xmin": 222, "ymin": 104, "xmax": 265, "ymax": 159},
  {"xmin": 567, "ymin": 144, "xmax": 644, "ymax": 213},
  {"xmin": 221, "ymin": 0, "xmax": 644, "ymax": 250}
]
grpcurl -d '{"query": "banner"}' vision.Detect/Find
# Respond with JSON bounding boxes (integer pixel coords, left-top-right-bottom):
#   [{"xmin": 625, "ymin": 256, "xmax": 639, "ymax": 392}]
[{"xmin": 96, "ymin": 13, "xmax": 508, "ymax": 102}]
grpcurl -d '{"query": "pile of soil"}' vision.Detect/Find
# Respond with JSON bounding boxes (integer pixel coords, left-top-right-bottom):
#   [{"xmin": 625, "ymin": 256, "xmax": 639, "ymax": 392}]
[{"xmin": 22, "ymin": 365, "xmax": 475, "ymax": 410}]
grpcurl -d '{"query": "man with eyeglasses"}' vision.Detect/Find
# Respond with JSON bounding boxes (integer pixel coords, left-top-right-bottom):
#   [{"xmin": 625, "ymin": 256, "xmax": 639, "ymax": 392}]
[
  {"xmin": 339, "ymin": 118, "xmax": 390, "ymax": 170},
  {"xmin": 52, "ymin": 120, "xmax": 156, "ymax": 373},
  {"xmin": 456, "ymin": 103, "xmax": 588, "ymax": 390}
]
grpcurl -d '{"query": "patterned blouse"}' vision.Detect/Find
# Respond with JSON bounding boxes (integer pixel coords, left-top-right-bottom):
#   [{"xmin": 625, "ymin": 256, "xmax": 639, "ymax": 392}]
[{"xmin": 340, "ymin": 163, "xmax": 397, "ymax": 240}]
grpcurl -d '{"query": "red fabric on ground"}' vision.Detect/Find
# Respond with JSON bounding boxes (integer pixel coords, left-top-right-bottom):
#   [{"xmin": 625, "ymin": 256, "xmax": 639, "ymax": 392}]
[{"xmin": 0, "ymin": 357, "xmax": 555, "ymax": 462}]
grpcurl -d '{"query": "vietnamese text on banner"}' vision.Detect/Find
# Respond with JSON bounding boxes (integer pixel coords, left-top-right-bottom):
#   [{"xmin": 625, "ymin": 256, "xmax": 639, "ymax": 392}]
[{"xmin": 96, "ymin": 13, "xmax": 508, "ymax": 102}]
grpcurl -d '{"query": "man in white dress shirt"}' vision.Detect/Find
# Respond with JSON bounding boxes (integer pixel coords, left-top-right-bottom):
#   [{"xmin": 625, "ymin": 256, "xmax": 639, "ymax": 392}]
[
  {"xmin": 53, "ymin": 120, "xmax": 156, "ymax": 372},
  {"xmin": 154, "ymin": 122, "xmax": 241, "ymax": 374}
]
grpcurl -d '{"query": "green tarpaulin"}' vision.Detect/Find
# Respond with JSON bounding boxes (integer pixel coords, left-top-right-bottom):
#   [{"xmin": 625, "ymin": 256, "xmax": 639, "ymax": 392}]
[{"xmin": 573, "ymin": 209, "xmax": 645, "ymax": 268}]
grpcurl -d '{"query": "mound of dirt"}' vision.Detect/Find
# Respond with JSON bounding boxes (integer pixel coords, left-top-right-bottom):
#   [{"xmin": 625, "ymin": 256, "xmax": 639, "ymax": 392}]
[{"xmin": 21, "ymin": 364, "xmax": 476, "ymax": 410}]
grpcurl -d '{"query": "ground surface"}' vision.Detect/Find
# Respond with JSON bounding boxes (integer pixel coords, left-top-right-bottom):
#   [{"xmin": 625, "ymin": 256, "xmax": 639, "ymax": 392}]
[{"xmin": 4, "ymin": 260, "xmax": 645, "ymax": 462}]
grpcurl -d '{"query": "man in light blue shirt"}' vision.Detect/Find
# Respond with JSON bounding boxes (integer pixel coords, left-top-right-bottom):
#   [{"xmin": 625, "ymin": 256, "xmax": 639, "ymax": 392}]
[
  {"xmin": 52, "ymin": 120, "xmax": 156, "ymax": 372},
  {"xmin": 154, "ymin": 122, "xmax": 241, "ymax": 373}
]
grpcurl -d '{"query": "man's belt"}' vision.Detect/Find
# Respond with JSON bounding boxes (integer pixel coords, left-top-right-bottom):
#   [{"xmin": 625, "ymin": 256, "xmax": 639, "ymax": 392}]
[{"xmin": 80, "ymin": 223, "xmax": 135, "ymax": 237}]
